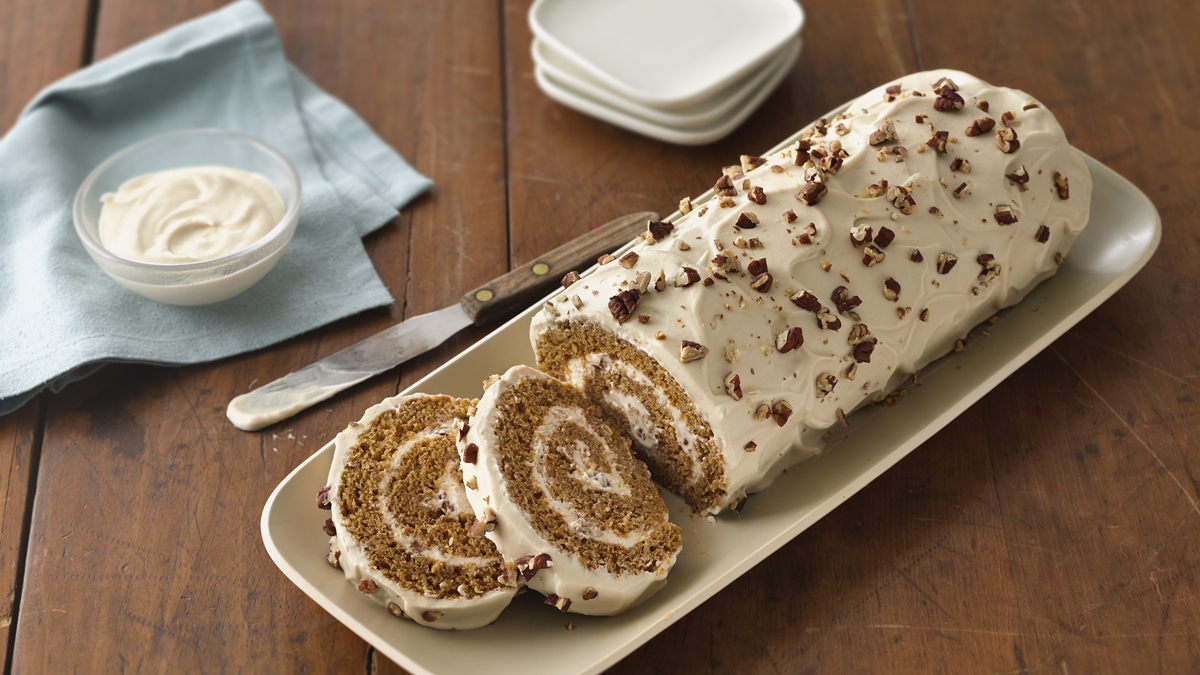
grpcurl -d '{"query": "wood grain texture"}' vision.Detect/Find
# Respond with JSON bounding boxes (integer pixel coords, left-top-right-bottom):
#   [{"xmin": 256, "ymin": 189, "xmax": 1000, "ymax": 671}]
[
  {"xmin": 11, "ymin": 1, "xmax": 504, "ymax": 673},
  {"xmin": 4, "ymin": 0, "xmax": 1199, "ymax": 673},
  {"xmin": 0, "ymin": 0, "xmax": 91, "ymax": 131}
]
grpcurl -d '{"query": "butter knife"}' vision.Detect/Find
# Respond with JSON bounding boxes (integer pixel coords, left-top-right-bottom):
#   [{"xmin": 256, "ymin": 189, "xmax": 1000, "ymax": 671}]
[{"xmin": 226, "ymin": 211, "xmax": 658, "ymax": 431}]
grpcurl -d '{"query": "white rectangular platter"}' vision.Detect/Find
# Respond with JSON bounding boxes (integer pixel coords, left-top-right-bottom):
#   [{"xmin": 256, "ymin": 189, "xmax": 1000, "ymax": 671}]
[{"xmin": 262, "ymin": 152, "xmax": 1159, "ymax": 675}]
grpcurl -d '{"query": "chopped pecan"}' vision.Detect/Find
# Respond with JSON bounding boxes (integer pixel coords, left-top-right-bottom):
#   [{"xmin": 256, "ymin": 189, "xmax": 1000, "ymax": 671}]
[
  {"xmin": 358, "ymin": 580, "xmax": 378, "ymax": 594},
  {"xmin": 790, "ymin": 289, "xmax": 821, "ymax": 312},
  {"xmin": 748, "ymin": 185, "xmax": 767, "ymax": 204},
  {"xmin": 884, "ymin": 277, "xmax": 901, "ymax": 301},
  {"xmin": 317, "ymin": 486, "xmax": 332, "ymax": 510},
  {"xmin": 747, "ymin": 258, "xmax": 768, "ymax": 277},
  {"xmin": 819, "ymin": 155, "xmax": 844, "ymax": 175},
  {"xmin": 996, "ymin": 127, "xmax": 1020, "ymax": 153},
  {"xmin": 1054, "ymin": 252, "xmax": 1065, "ymax": 265},
  {"xmin": 598, "ymin": 254, "xmax": 616, "ymax": 266},
  {"xmin": 1053, "ymin": 172, "xmax": 1069, "ymax": 199},
  {"xmin": 836, "ymin": 294, "xmax": 862, "ymax": 315},
  {"xmin": 853, "ymin": 340, "xmax": 876, "ymax": 363},
  {"xmin": 652, "ymin": 268, "xmax": 667, "ymax": 292},
  {"xmin": 864, "ymin": 180, "xmax": 889, "ymax": 198},
  {"xmin": 850, "ymin": 222, "xmax": 872, "ymax": 247},
  {"xmin": 862, "ymin": 245, "xmax": 885, "ymax": 267},
  {"xmin": 869, "ymin": 120, "xmax": 899, "ymax": 146},
  {"xmin": 816, "ymin": 373, "xmax": 837, "ymax": 397},
  {"xmin": 887, "ymin": 184, "xmax": 916, "ymax": 214},
  {"xmin": 582, "ymin": 588, "xmax": 599, "ymax": 601},
  {"xmin": 817, "ymin": 307, "xmax": 842, "ymax": 331},
  {"xmin": 740, "ymin": 154, "xmax": 767, "ymax": 173},
  {"xmin": 735, "ymin": 212, "xmax": 759, "ymax": 229},
  {"xmin": 936, "ymin": 252, "xmax": 958, "ymax": 274},
  {"xmin": 675, "ymin": 267, "xmax": 701, "ymax": 287},
  {"xmin": 934, "ymin": 88, "xmax": 965, "ymax": 112},
  {"xmin": 1001, "ymin": 111, "xmax": 1016, "ymax": 127},
  {"xmin": 782, "ymin": 209, "xmax": 798, "ymax": 223},
  {"xmin": 724, "ymin": 373, "xmax": 743, "ymax": 400},
  {"xmin": 753, "ymin": 403, "xmax": 771, "ymax": 421},
  {"xmin": 608, "ymin": 289, "xmax": 640, "ymax": 323},
  {"xmin": 634, "ymin": 271, "xmax": 651, "ymax": 294},
  {"xmin": 847, "ymin": 323, "xmax": 871, "ymax": 346},
  {"xmin": 953, "ymin": 182, "xmax": 971, "ymax": 199},
  {"xmin": 544, "ymin": 595, "xmax": 572, "ymax": 612},
  {"xmin": 618, "ymin": 251, "xmax": 639, "ymax": 269},
  {"xmin": 920, "ymin": 308, "xmax": 930, "ymax": 321},
  {"xmin": 910, "ymin": 249, "xmax": 924, "ymax": 263},
  {"xmin": 791, "ymin": 139, "xmax": 811, "ymax": 165},
  {"xmin": 680, "ymin": 340, "xmax": 709, "ymax": 363},
  {"xmin": 323, "ymin": 518, "xmax": 336, "ymax": 536},
  {"xmin": 468, "ymin": 507, "xmax": 498, "ymax": 537},
  {"xmin": 797, "ymin": 181, "xmax": 828, "ymax": 206},
  {"xmin": 775, "ymin": 327, "xmax": 804, "ymax": 353},
  {"xmin": 874, "ymin": 226, "xmax": 896, "ymax": 248},
  {"xmin": 1035, "ymin": 225, "xmax": 1050, "ymax": 243},
  {"xmin": 994, "ymin": 205, "xmax": 1019, "ymax": 225},
  {"xmin": 461, "ymin": 443, "xmax": 479, "ymax": 464},
  {"xmin": 978, "ymin": 253, "xmax": 1000, "ymax": 286},
  {"xmin": 714, "ymin": 174, "xmax": 737, "ymax": 197},
  {"xmin": 647, "ymin": 219, "xmax": 674, "ymax": 241},
  {"xmin": 750, "ymin": 272, "xmax": 773, "ymax": 292},
  {"xmin": 965, "ymin": 117, "xmax": 996, "ymax": 137},
  {"xmin": 678, "ymin": 197, "xmax": 693, "ymax": 214},
  {"xmin": 744, "ymin": 441, "xmax": 757, "ymax": 452},
  {"xmin": 927, "ymin": 130, "xmax": 949, "ymax": 153},
  {"xmin": 771, "ymin": 400, "xmax": 794, "ymax": 427},
  {"xmin": 387, "ymin": 602, "xmax": 405, "ymax": 618},
  {"xmin": 1005, "ymin": 165, "xmax": 1029, "ymax": 188},
  {"xmin": 561, "ymin": 271, "xmax": 582, "ymax": 289},
  {"xmin": 949, "ymin": 156, "xmax": 971, "ymax": 173}
]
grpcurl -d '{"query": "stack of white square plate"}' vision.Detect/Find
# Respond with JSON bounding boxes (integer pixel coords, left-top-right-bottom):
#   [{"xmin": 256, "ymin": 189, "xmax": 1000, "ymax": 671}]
[{"xmin": 529, "ymin": 0, "xmax": 805, "ymax": 145}]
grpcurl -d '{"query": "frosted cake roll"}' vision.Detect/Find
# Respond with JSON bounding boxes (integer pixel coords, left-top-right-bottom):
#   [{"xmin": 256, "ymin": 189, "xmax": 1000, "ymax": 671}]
[
  {"xmin": 531, "ymin": 69, "xmax": 1092, "ymax": 515},
  {"xmin": 321, "ymin": 394, "xmax": 517, "ymax": 630},
  {"xmin": 458, "ymin": 366, "xmax": 683, "ymax": 616}
]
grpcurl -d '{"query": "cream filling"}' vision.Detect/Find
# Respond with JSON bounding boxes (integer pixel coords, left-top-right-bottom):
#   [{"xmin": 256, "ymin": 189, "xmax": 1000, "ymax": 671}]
[
  {"xmin": 530, "ymin": 405, "xmax": 645, "ymax": 547},
  {"xmin": 567, "ymin": 354, "xmax": 706, "ymax": 487}
]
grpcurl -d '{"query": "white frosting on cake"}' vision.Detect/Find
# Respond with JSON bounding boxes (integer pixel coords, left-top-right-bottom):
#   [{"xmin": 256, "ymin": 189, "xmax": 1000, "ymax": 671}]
[
  {"xmin": 459, "ymin": 366, "xmax": 680, "ymax": 616},
  {"xmin": 327, "ymin": 394, "xmax": 517, "ymax": 630},
  {"xmin": 530, "ymin": 69, "xmax": 1092, "ymax": 515}
]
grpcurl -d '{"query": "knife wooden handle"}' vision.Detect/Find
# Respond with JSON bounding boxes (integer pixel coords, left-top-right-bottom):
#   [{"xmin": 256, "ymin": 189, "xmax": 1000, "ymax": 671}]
[{"xmin": 459, "ymin": 211, "xmax": 659, "ymax": 325}]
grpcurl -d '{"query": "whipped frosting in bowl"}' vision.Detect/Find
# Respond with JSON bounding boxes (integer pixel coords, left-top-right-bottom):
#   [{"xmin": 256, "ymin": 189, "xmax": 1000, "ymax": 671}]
[
  {"xmin": 73, "ymin": 129, "xmax": 301, "ymax": 306},
  {"xmin": 98, "ymin": 166, "xmax": 285, "ymax": 265}
]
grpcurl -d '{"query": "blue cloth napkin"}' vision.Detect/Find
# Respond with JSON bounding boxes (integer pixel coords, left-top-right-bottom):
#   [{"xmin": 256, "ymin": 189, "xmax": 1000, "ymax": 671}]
[{"xmin": 0, "ymin": 0, "xmax": 431, "ymax": 414}]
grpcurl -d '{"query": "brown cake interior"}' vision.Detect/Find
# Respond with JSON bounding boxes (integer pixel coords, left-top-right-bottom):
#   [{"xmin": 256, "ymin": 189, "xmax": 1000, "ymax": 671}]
[
  {"xmin": 491, "ymin": 375, "xmax": 682, "ymax": 575},
  {"xmin": 535, "ymin": 319, "xmax": 726, "ymax": 514},
  {"xmin": 337, "ymin": 396, "xmax": 508, "ymax": 599}
]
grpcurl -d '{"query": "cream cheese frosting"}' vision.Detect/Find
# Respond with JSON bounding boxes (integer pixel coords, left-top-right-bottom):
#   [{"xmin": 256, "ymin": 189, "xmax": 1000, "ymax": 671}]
[
  {"xmin": 326, "ymin": 394, "xmax": 517, "ymax": 630},
  {"xmin": 530, "ymin": 69, "xmax": 1092, "ymax": 515},
  {"xmin": 458, "ymin": 366, "xmax": 682, "ymax": 616}
]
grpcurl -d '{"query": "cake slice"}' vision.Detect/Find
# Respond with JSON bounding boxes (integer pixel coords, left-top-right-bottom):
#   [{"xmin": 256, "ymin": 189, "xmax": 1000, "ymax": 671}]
[
  {"xmin": 531, "ymin": 69, "xmax": 1092, "ymax": 515},
  {"xmin": 458, "ymin": 365, "xmax": 683, "ymax": 616},
  {"xmin": 322, "ymin": 394, "xmax": 517, "ymax": 630}
]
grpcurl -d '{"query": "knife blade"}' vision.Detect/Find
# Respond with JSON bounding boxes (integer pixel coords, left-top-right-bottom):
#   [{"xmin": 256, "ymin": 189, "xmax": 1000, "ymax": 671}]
[{"xmin": 226, "ymin": 210, "xmax": 658, "ymax": 431}]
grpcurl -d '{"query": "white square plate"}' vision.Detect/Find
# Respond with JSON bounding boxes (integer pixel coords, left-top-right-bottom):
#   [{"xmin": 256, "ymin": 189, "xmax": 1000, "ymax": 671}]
[
  {"xmin": 534, "ymin": 38, "xmax": 800, "ymax": 145},
  {"xmin": 262, "ymin": 139, "xmax": 1160, "ymax": 674},
  {"xmin": 528, "ymin": 0, "xmax": 804, "ymax": 109},
  {"xmin": 532, "ymin": 38, "xmax": 792, "ymax": 130}
]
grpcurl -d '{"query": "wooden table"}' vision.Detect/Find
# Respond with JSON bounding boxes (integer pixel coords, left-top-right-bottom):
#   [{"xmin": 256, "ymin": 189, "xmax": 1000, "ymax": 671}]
[{"xmin": 2, "ymin": 0, "xmax": 1196, "ymax": 672}]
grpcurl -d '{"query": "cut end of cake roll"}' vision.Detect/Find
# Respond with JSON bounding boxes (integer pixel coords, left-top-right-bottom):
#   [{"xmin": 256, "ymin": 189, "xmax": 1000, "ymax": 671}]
[
  {"xmin": 326, "ymin": 394, "xmax": 517, "ymax": 630},
  {"xmin": 531, "ymin": 69, "xmax": 1092, "ymax": 516},
  {"xmin": 459, "ymin": 365, "xmax": 683, "ymax": 616}
]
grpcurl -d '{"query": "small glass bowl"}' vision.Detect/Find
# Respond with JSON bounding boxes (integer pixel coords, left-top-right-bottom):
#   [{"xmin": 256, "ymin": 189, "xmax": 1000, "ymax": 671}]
[{"xmin": 73, "ymin": 129, "xmax": 302, "ymax": 306}]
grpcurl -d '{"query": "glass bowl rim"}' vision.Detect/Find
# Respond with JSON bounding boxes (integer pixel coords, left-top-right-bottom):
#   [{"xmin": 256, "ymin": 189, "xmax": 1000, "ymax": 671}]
[{"xmin": 72, "ymin": 128, "xmax": 303, "ymax": 275}]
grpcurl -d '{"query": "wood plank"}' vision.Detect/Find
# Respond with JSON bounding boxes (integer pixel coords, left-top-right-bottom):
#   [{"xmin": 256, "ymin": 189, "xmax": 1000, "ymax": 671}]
[
  {"xmin": 0, "ymin": 0, "xmax": 92, "ymax": 131},
  {"xmin": 0, "ymin": 0, "xmax": 91, "ymax": 670},
  {"xmin": 12, "ymin": 1, "xmax": 505, "ymax": 673}
]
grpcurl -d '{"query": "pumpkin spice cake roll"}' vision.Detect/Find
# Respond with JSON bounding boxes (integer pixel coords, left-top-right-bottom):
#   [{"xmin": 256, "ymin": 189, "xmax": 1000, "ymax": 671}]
[
  {"xmin": 531, "ymin": 69, "xmax": 1092, "ymax": 515},
  {"xmin": 458, "ymin": 365, "xmax": 683, "ymax": 616},
  {"xmin": 321, "ymin": 394, "xmax": 517, "ymax": 630}
]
